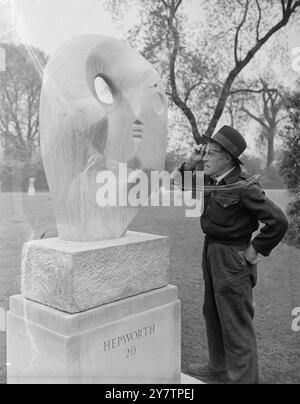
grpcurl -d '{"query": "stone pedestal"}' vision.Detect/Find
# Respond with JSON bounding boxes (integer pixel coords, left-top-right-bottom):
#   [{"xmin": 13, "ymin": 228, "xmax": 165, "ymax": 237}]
[
  {"xmin": 7, "ymin": 231, "xmax": 182, "ymax": 384},
  {"xmin": 7, "ymin": 286, "xmax": 181, "ymax": 384},
  {"xmin": 21, "ymin": 232, "xmax": 169, "ymax": 313}
]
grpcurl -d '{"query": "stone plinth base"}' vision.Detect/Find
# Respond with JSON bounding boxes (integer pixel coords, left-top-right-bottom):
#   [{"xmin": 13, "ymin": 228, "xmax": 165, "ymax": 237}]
[
  {"xmin": 7, "ymin": 286, "xmax": 181, "ymax": 384},
  {"xmin": 21, "ymin": 231, "xmax": 169, "ymax": 313},
  {"xmin": 181, "ymin": 374, "xmax": 205, "ymax": 384}
]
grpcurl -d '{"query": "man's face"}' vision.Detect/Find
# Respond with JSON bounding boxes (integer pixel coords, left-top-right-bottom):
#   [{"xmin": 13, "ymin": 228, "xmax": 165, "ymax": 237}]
[{"xmin": 203, "ymin": 142, "xmax": 229, "ymax": 176}]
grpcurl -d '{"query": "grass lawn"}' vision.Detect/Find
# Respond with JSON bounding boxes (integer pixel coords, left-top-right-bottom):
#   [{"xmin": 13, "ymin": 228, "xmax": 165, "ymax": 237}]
[{"xmin": 0, "ymin": 190, "xmax": 299, "ymax": 384}]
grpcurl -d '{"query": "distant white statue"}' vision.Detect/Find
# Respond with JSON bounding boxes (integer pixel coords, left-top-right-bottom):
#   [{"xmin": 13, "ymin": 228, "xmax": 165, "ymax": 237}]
[
  {"xmin": 28, "ymin": 177, "xmax": 36, "ymax": 196},
  {"xmin": 40, "ymin": 35, "xmax": 168, "ymax": 242}
]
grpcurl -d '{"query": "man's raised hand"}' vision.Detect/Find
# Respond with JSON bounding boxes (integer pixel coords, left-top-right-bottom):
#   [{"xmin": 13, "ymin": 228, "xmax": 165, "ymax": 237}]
[{"xmin": 185, "ymin": 144, "xmax": 208, "ymax": 171}]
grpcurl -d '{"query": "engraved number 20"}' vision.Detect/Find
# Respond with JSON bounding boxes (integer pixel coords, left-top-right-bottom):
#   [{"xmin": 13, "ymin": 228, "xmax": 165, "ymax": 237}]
[{"xmin": 126, "ymin": 347, "xmax": 137, "ymax": 358}]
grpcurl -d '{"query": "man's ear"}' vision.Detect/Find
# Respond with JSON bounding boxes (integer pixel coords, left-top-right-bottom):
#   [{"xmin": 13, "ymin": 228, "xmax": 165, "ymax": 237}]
[
  {"xmin": 224, "ymin": 152, "xmax": 232, "ymax": 164},
  {"xmin": 226, "ymin": 155, "xmax": 237, "ymax": 170}
]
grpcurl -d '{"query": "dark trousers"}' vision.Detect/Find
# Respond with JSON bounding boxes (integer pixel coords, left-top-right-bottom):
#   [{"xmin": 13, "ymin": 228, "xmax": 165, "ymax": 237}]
[{"xmin": 202, "ymin": 238, "xmax": 259, "ymax": 384}]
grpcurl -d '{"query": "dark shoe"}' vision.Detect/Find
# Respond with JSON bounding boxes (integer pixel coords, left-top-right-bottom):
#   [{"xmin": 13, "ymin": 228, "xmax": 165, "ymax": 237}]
[{"xmin": 188, "ymin": 364, "xmax": 228, "ymax": 383}]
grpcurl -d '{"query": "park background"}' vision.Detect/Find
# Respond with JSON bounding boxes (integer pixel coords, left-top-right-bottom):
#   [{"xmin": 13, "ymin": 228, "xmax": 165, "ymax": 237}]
[{"xmin": 0, "ymin": 0, "xmax": 300, "ymax": 384}]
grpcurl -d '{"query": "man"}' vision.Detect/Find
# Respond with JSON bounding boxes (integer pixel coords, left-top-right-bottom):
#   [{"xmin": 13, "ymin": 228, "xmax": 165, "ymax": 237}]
[{"xmin": 178, "ymin": 125, "xmax": 289, "ymax": 384}]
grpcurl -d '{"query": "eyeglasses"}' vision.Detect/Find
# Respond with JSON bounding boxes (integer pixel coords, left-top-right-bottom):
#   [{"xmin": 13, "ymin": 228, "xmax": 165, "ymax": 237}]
[{"xmin": 205, "ymin": 149, "xmax": 224, "ymax": 159}]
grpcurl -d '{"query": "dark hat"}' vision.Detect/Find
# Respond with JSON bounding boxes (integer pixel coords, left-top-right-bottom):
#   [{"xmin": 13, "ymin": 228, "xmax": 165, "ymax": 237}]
[{"xmin": 205, "ymin": 125, "xmax": 247, "ymax": 165}]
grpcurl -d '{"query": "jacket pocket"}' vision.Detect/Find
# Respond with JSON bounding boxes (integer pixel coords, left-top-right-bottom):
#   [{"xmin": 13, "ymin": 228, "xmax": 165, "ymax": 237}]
[
  {"xmin": 214, "ymin": 195, "xmax": 240, "ymax": 208},
  {"xmin": 210, "ymin": 194, "xmax": 240, "ymax": 226}
]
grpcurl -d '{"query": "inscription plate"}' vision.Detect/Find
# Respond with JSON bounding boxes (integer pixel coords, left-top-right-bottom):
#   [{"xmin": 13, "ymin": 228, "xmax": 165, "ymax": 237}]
[
  {"xmin": 104, "ymin": 324, "xmax": 156, "ymax": 354},
  {"xmin": 7, "ymin": 287, "xmax": 181, "ymax": 384}
]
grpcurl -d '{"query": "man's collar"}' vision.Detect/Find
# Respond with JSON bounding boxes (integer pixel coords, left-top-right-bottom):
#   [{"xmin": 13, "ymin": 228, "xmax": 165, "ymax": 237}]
[
  {"xmin": 216, "ymin": 166, "xmax": 236, "ymax": 184},
  {"xmin": 220, "ymin": 165, "xmax": 242, "ymax": 185}
]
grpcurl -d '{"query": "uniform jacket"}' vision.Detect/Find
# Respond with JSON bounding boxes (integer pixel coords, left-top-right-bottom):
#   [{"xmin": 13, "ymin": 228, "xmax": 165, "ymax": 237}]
[{"xmin": 179, "ymin": 163, "xmax": 289, "ymax": 257}]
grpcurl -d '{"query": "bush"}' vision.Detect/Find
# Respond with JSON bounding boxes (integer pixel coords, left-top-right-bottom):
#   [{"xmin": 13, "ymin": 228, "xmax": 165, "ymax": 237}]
[
  {"xmin": 260, "ymin": 165, "xmax": 286, "ymax": 190},
  {"xmin": 242, "ymin": 154, "xmax": 286, "ymax": 189},
  {"xmin": 279, "ymin": 92, "xmax": 300, "ymax": 247},
  {"xmin": 242, "ymin": 154, "xmax": 264, "ymax": 178},
  {"xmin": 285, "ymin": 199, "xmax": 300, "ymax": 246}
]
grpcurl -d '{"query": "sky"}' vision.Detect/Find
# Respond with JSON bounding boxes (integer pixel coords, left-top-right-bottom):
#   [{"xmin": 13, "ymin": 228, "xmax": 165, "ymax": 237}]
[
  {"xmin": 1, "ymin": 0, "xmax": 122, "ymax": 53},
  {"xmin": 0, "ymin": 0, "xmax": 297, "ymax": 55},
  {"xmin": 0, "ymin": 0, "xmax": 299, "ymax": 154}
]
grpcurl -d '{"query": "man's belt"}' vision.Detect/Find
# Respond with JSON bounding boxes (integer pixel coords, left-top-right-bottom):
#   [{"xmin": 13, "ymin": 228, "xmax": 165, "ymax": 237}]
[{"xmin": 205, "ymin": 235, "xmax": 251, "ymax": 246}]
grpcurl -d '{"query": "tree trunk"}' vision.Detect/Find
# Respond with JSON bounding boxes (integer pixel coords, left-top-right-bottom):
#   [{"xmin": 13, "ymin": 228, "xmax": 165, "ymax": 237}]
[
  {"xmin": 11, "ymin": 167, "xmax": 24, "ymax": 192},
  {"xmin": 266, "ymin": 127, "xmax": 275, "ymax": 168}
]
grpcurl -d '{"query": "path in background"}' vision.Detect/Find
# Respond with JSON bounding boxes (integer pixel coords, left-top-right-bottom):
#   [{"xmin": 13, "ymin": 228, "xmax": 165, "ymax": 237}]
[
  {"xmin": 0, "ymin": 190, "xmax": 299, "ymax": 384},
  {"xmin": 265, "ymin": 190, "xmax": 290, "ymax": 212}
]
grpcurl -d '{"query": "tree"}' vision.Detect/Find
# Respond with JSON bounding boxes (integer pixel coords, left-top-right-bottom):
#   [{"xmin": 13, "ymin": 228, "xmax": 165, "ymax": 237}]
[
  {"xmin": 0, "ymin": 43, "xmax": 48, "ymax": 190},
  {"xmin": 279, "ymin": 92, "xmax": 300, "ymax": 245},
  {"xmin": 230, "ymin": 79, "xmax": 288, "ymax": 167},
  {"xmin": 105, "ymin": 0, "xmax": 300, "ymax": 144},
  {"xmin": 244, "ymin": 86, "xmax": 285, "ymax": 168}
]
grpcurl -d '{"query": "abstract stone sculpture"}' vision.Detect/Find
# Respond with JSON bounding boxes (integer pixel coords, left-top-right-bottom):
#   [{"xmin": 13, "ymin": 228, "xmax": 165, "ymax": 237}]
[
  {"xmin": 40, "ymin": 35, "xmax": 167, "ymax": 241},
  {"xmin": 7, "ymin": 36, "xmax": 182, "ymax": 385}
]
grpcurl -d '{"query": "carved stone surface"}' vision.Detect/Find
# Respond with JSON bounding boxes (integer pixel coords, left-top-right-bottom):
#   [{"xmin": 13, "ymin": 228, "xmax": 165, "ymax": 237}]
[
  {"xmin": 22, "ymin": 231, "xmax": 169, "ymax": 313},
  {"xmin": 7, "ymin": 287, "xmax": 181, "ymax": 384},
  {"xmin": 40, "ymin": 35, "xmax": 168, "ymax": 241}
]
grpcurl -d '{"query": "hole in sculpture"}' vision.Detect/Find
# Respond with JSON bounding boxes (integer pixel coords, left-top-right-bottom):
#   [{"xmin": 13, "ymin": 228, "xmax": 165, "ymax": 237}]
[{"xmin": 95, "ymin": 76, "xmax": 114, "ymax": 105}]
